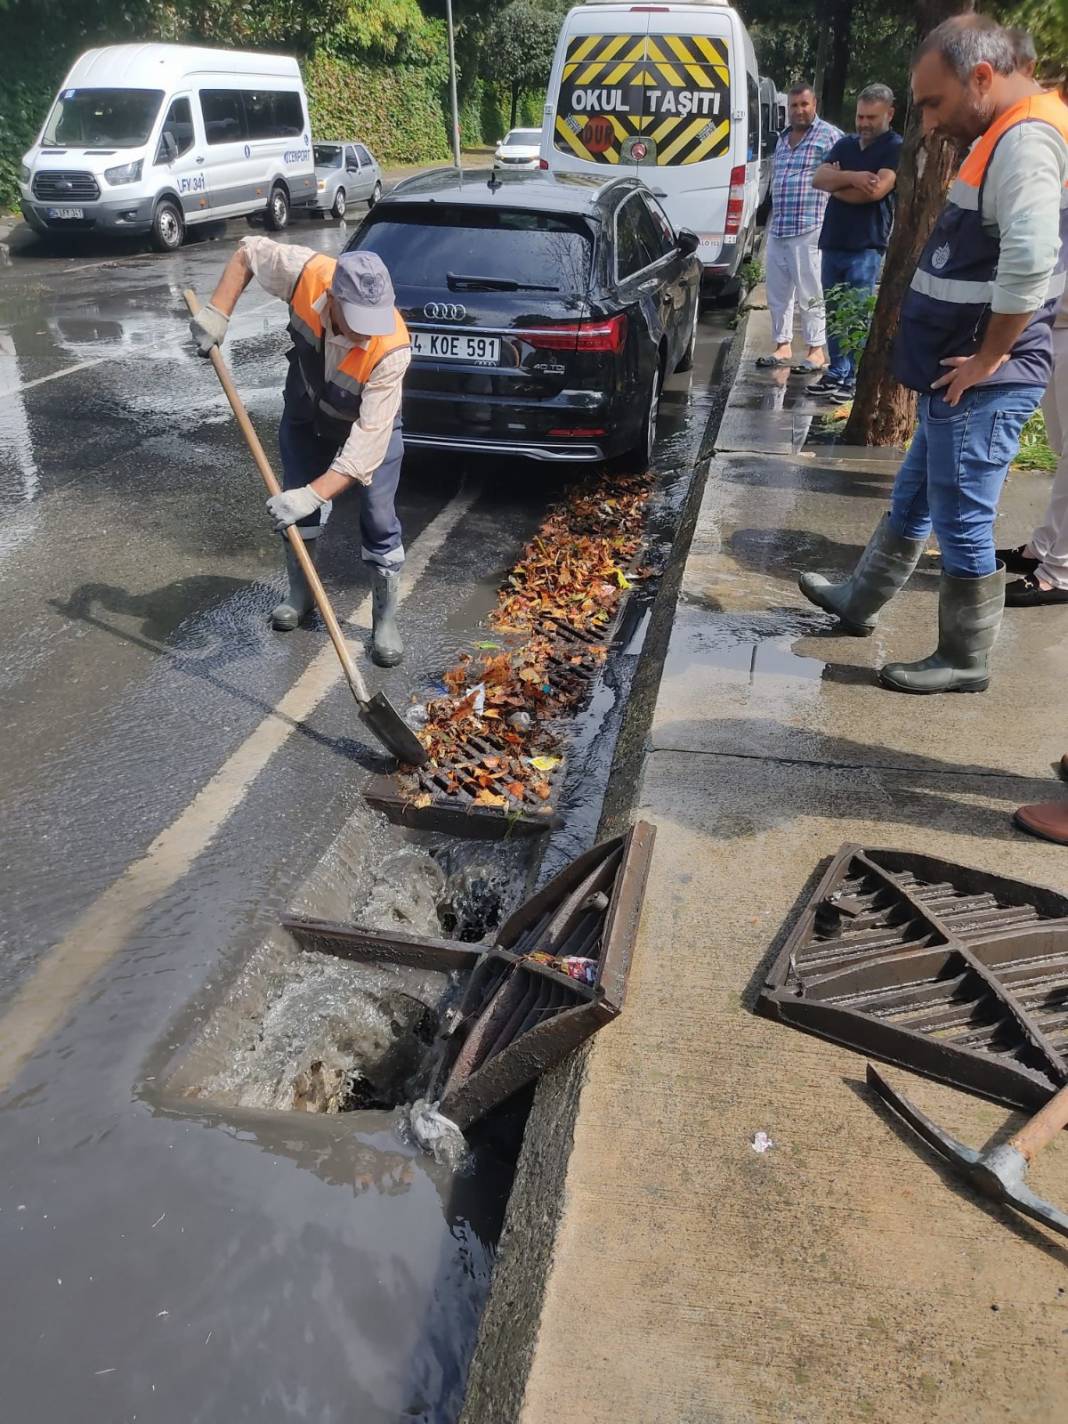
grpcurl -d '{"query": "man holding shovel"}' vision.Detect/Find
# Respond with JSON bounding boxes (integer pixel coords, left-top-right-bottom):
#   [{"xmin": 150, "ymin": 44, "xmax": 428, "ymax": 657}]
[{"xmin": 190, "ymin": 238, "xmax": 411, "ymax": 667}]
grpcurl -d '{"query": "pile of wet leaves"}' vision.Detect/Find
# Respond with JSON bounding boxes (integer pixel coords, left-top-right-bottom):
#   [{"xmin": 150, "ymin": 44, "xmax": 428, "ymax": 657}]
[{"xmin": 405, "ymin": 471, "xmax": 652, "ymax": 813}]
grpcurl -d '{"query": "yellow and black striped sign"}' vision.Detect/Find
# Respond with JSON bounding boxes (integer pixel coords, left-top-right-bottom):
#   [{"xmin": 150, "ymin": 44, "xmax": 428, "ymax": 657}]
[{"xmin": 553, "ymin": 33, "xmax": 731, "ymax": 167}]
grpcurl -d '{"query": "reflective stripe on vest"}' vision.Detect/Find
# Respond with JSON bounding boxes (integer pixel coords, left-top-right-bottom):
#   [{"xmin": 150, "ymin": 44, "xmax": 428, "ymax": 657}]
[
  {"xmin": 893, "ymin": 91, "xmax": 1068, "ymax": 393},
  {"xmin": 286, "ymin": 253, "xmax": 410, "ymax": 438}
]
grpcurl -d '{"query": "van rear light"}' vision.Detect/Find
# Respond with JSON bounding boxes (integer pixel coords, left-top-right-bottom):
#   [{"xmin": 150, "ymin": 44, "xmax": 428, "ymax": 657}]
[
  {"xmin": 724, "ymin": 164, "xmax": 746, "ymax": 237},
  {"xmin": 538, "ymin": 157, "xmax": 549, "ymax": 170},
  {"xmin": 521, "ymin": 314, "xmax": 627, "ymax": 354}
]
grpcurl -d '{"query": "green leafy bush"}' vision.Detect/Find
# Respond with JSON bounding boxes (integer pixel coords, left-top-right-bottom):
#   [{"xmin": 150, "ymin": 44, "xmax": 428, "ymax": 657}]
[
  {"xmin": 1014, "ymin": 408, "xmax": 1058, "ymax": 473},
  {"xmin": 304, "ymin": 52, "xmax": 451, "ymax": 165}
]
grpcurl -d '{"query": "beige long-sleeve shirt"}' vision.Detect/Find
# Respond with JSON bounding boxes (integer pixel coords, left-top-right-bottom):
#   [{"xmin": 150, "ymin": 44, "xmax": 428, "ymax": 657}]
[{"xmin": 240, "ymin": 236, "xmax": 409, "ymax": 485}]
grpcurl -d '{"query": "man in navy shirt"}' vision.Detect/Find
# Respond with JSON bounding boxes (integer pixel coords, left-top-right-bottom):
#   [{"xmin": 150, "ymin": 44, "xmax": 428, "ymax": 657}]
[{"xmin": 809, "ymin": 84, "xmax": 904, "ymax": 399}]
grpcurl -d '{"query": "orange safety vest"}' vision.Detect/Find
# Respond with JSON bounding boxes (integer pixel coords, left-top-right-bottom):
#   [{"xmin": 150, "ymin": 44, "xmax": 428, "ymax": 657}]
[{"xmin": 287, "ymin": 253, "xmax": 409, "ymax": 442}]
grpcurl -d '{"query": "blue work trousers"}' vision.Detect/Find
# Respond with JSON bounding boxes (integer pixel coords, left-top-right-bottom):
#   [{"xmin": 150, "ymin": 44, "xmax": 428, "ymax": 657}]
[
  {"xmin": 889, "ymin": 384, "xmax": 1043, "ymax": 577},
  {"xmin": 821, "ymin": 246, "xmax": 881, "ymax": 384},
  {"xmin": 278, "ymin": 405, "xmax": 405, "ymax": 568}
]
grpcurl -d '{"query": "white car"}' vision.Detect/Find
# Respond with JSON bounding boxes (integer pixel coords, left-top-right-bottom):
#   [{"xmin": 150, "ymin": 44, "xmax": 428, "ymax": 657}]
[{"xmin": 493, "ymin": 128, "xmax": 543, "ymax": 171}]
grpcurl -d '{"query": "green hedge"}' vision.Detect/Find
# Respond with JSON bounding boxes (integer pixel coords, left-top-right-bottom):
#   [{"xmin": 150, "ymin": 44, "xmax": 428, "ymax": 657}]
[
  {"xmin": 304, "ymin": 52, "xmax": 452, "ymax": 164},
  {"xmin": 0, "ymin": 45, "xmax": 68, "ymax": 207}
]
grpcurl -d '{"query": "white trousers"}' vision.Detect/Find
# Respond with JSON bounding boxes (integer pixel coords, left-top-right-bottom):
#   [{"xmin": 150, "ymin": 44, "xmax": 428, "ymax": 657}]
[
  {"xmin": 1032, "ymin": 326, "xmax": 1068, "ymax": 589},
  {"xmin": 765, "ymin": 229, "xmax": 826, "ymax": 348}
]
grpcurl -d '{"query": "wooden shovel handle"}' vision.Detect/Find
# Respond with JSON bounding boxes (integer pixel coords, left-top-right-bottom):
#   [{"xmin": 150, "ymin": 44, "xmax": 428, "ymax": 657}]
[
  {"xmin": 1009, "ymin": 1081, "xmax": 1068, "ymax": 1162},
  {"xmin": 183, "ymin": 288, "xmax": 370, "ymax": 706}
]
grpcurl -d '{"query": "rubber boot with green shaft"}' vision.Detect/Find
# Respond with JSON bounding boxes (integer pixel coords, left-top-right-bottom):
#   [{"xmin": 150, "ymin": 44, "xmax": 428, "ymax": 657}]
[
  {"xmin": 798, "ymin": 514, "xmax": 926, "ymax": 636},
  {"xmin": 272, "ymin": 537, "xmax": 318, "ymax": 631},
  {"xmin": 371, "ymin": 565, "xmax": 404, "ymax": 668},
  {"xmin": 879, "ymin": 565, "xmax": 1005, "ymax": 694}
]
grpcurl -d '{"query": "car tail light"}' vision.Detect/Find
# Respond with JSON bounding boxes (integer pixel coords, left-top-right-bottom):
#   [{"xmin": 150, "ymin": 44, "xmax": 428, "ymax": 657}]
[
  {"xmin": 538, "ymin": 157, "xmax": 549, "ymax": 170},
  {"xmin": 520, "ymin": 314, "xmax": 627, "ymax": 354},
  {"xmin": 725, "ymin": 164, "xmax": 746, "ymax": 237},
  {"xmin": 548, "ymin": 428, "xmax": 607, "ymax": 437}
]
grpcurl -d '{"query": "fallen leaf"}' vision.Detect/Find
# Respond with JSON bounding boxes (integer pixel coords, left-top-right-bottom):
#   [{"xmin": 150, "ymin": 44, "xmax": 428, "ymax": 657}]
[
  {"xmin": 530, "ymin": 755, "xmax": 561, "ymax": 772},
  {"xmin": 412, "ymin": 792, "xmax": 433, "ymax": 809},
  {"xmin": 473, "ymin": 790, "xmax": 508, "ymax": 809},
  {"xmin": 506, "ymin": 781, "xmax": 525, "ymax": 798},
  {"xmin": 518, "ymin": 666, "xmax": 542, "ymax": 683},
  {"xmin": 531, "ymin": 780, "xmax": 552, "ymax": 800}
]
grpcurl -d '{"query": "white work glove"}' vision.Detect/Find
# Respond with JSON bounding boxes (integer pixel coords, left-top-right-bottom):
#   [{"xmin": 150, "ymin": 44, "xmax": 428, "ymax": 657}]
[
  {"xmin": 189, "ymin": 302, "xmax": 230, "ymax": 357},
  {"xmin": 266, "ymin": 486, "xmax": 326, "ymax": 530}
]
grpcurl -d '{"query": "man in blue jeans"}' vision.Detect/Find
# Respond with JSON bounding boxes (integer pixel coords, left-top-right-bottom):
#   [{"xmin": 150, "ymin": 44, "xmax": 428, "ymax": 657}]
[
  {"xmin": 797, "ymin": 16, "xmax": 1068, "ymax": 696},
  {"xmin": 809, "ymin": 84, "xmax": 903, "ymax": 401}
]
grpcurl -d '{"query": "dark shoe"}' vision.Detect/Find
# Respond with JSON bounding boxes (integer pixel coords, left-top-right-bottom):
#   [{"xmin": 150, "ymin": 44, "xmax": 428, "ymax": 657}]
[
  {"xmin": 995, "ymin": 543, "xmax": 1040, "ymax": 575},
  {"xmin": 798, "ymin": 514, "xmax": 926, "ymax": 636},
  {"xmin": 807, "ymin": 373, "xmax": 843, "ymax": 395},
  {"xmin": 1014, "ymin": 800, "xmax": 1068, "ymax": 846},
  {"xmin": 272, "ymin": 539, "xmax": 318, "ymax": 631},
  {"xmin": 370, "ymin": 565, "xmax": 404, "ymax": 667},
  {"xmin": 880, "ymin": 565, "xmax": 1003, "ymax": 694},
  {"xmin": 1060, "ymin": 753, "xmax": 1068, "ymax": 781},
  {"xmin": 825, "ymin": 383, "xmax": 855, "ymax": 406},
  {"xmin": 1005, "ymin": 572, "xmax": 1068, "ymax": 606}
]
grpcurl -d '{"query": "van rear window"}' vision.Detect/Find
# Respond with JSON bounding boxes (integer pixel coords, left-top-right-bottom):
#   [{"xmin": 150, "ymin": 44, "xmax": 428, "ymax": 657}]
[
  {"xmin": 355, "ymin": 208, "xmax": 593, "ymax": 295},
  {"xmin": 553, "ymin": 33, "xmax": 731, "ymax": 167}
]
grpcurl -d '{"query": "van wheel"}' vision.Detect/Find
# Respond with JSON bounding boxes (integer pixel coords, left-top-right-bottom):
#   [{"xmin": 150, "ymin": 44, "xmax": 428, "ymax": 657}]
[
  {"xmin": 265, "ymin": 186, "xmax": 289, "ymax": 231},
  {"xmin": 150, "ymin": 199, "xmax": 184, "ymax": 253},
  {"xmin": 332, "ymin": 187, "xmax": 346, "ymax": 220}
]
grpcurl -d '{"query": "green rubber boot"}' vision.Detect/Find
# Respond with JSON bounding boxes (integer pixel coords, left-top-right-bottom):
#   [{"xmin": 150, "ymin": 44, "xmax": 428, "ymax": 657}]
[
  {"xmin": 271, "ymin": 538, "xmax": 318, "ymax": 631},
  {"xmin": 798, "ymin": 515, "xmax": 926, "ymax": 636},
  {"xmin": 879, "ymin": 565, "xmax": 1004, "ymax": 695},
  {"xmin": 371, "ymin": 565, "xmax": 404, "ymax": 668}
]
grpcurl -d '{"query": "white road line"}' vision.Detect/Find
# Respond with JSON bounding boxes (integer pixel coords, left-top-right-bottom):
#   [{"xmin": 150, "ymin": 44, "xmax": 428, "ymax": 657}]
[
  {"xmin": 3, "ymin": 301, "xmax": 279, "ymax": 396},
  {"xmin": 0, "ymin": 480, "xmax": 479, "ymax": 1092}
]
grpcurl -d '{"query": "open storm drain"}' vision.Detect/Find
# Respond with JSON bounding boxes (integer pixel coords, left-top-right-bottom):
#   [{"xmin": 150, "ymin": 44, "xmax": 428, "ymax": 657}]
[
  {"xmin": 759, "ymin": 844, "xmax": 1068, "ymax": 1111},
  {"xmin": 366, "ymin": 470, "xmax": 652, "ymax": 838}
]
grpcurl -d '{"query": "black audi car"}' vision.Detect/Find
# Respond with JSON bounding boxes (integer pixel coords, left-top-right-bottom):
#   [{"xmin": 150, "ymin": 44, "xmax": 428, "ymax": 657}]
[{"xmin": 344, "ymin": 169, "xmax": 701, "ymax": 464}]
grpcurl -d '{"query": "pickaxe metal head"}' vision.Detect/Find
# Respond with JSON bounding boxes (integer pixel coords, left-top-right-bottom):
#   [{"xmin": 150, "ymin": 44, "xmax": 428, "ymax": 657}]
[{"xmin": 866, "ymin": 1064, "xmax": 1068, "ymax": 1239}]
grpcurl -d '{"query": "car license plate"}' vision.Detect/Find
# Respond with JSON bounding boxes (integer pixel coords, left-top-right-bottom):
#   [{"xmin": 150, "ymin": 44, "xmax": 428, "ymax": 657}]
[
  {"xmin": 412, "ymin": 331, "xmax": 500, "ymax": 364},
  {"xmin": 47, "ymin": 207, "xmax": 84, "ymax": 219}
]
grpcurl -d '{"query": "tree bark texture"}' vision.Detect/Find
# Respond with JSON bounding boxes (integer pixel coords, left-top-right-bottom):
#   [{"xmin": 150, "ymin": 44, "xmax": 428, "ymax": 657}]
[
  {"xmin": 843, "ymin": 0, "xmax": 976, "ymax": 446},
  {"xmin": 821, "ymin": 0, "xmax": 855, "ymax": 125}
]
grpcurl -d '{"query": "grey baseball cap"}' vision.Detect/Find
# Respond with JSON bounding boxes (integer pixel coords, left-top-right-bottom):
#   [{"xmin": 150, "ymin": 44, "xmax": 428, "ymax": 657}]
[{"xmin": 331, "ymin": 250, "xmax": 396, "ymax": 336}]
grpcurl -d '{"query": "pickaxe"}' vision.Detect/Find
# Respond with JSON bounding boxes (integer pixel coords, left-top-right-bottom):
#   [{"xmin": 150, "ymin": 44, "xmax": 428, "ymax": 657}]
[{"xmin": 867, "ymin": 1064, "xmax": 1068, "ymax": 1239}]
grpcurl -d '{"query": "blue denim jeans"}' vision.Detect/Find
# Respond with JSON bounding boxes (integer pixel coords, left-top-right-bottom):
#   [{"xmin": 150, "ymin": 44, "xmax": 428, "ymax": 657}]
[
  {"xmin": 278, "ymin": 405, "xmax": 405, "ymax": 567},
  {"xmin": 821, "ymin": 247, "xmax": 882, "ymax": 383},
  {"xmin": 889, "ymin": 384, "xmax": 1043, "ymax": 577}
]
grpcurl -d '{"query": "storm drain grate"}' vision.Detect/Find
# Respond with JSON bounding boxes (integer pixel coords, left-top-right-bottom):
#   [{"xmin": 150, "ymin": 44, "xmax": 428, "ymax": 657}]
[
  {"xmin": 758, "ymin": 844, "xmax": 1068, "ymax": 1111},
  {"xmin": 365, "ymin": 609, "xmax": 631, "ymax": 839},
  {"xmin": 283, "ymin": 821, "xmax": 655, "ymax": 1128}
]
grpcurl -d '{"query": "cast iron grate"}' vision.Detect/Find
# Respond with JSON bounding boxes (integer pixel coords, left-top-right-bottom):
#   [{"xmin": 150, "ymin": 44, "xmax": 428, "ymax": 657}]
[
  {"xmin": 365, "ymin": 607, "xmax": 631, "ymax": 839},
  {"xmin": 758, "ymin": 844, "xmax": 1068, "ymax": 1111},
  {"xmin": 283, "ymin": 821, "xmax": 655, "ymax": 1128}
]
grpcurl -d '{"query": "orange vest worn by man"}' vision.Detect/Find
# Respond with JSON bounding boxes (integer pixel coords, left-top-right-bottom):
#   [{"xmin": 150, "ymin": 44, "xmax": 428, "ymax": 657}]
[{"xmin": 190, "ymin": 240, "xmax": 411, "ymax": 668}]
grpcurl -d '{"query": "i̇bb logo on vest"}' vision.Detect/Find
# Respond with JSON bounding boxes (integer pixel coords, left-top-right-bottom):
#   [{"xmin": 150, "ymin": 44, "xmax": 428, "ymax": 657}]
[{"xmin": 932, "ymin": 242, "xmax": 951, "ymax": 271}]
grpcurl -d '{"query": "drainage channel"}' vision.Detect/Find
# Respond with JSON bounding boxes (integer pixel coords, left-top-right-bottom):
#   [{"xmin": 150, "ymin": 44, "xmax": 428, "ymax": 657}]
[{"xmin": 146, "ymin": 309, "xmax": 740, "ymax": 1421}]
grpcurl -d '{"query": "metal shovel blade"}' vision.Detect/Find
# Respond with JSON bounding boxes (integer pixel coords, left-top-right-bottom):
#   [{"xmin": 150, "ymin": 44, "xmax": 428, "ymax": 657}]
[
  {"xmin": 867, "ymin": 1065, "xmax": 1068, "ymax": 1240},
  {"xmin": 358, "ymin": 691, "xmax": 428, "ymax": 768}
]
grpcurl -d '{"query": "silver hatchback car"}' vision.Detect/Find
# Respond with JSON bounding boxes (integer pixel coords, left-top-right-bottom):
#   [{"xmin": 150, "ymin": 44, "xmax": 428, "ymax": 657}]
[{"xmin": 311, "ymin": 141, "xmax": 383, "ymax": 220}]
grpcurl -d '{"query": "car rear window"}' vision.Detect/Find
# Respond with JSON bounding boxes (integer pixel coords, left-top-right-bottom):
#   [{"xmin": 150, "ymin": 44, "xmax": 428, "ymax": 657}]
[{"xmin": 356, "ymin": 207, "xmax": 593, "ymax": 294}]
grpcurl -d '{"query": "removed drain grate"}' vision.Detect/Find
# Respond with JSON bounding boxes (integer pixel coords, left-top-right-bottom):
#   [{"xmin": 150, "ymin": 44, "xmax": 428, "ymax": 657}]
[
  {"xmin": 283, "ymin": 821, "xmax": 655, "ymax": 1128},
  {"xmin": 758, "ymin": 844, "xmax": 1068, "ymax": 1111}
]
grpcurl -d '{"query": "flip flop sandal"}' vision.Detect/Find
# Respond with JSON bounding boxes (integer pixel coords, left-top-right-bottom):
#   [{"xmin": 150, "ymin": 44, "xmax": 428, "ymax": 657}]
[
  {"xmin": 755, "ymin": 355, "xmax": 792, "ymax": 368},
  {"xmin": 790, "ymin": 360, "xmax": 826, "ymax": 374}
]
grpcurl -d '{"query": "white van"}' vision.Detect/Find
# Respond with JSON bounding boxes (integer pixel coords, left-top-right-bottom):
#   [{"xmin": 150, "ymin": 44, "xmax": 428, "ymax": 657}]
[
  {"xmin": 19, "ymin": 44, "xmax": 315, "ymax": 251},
  {"xmin": 541, "ymin": 0, "xmax": 762, "ymax": 291}
]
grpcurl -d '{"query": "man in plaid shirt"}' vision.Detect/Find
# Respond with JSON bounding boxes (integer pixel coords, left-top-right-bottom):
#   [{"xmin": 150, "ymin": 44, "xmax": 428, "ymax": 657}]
[{"xmin": 759, "ymin": 84, "xmax": 842, "ymax": 371}]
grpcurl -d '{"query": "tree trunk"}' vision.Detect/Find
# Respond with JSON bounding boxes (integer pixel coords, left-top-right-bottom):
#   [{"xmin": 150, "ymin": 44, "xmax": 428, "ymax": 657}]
[
  {"xmin": 510, "ymin": 81, "xmax": 519, "ymax": 130},
  {"xmin": 821, "ymin": 0, "xmax": 854, "ymax": 126},
  {"xmin": 843, "ymin": 0, "xmax": 976, "ymax": 446},
  {"xmin": 813, "ymin": 23, "xmax": 830, "ymax": 108}
]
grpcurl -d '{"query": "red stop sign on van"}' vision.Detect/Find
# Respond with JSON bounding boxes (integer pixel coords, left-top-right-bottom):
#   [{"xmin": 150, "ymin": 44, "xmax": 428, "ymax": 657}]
[{"xmin": 581, "ymin": 116, "xmax": 614, "ymax": 154}]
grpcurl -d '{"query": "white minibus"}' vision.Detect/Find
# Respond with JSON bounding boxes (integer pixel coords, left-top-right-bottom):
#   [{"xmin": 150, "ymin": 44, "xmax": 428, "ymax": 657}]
[
  {"xmin": 19, "ymin": 44, "xmax": 315, "ymax": 250},
  {"xmin": 541, "ymin": 0, "xmax": 762, "ymax": 292}
]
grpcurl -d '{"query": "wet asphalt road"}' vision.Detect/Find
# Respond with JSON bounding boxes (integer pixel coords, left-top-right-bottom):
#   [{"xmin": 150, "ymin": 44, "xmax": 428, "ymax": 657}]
[{"xmin": 0, "ymin": 208, "xmax": 734, "ymax": 1420}]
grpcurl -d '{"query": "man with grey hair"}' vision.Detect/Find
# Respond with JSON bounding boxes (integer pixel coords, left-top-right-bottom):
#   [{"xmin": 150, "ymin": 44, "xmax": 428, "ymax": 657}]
[
  {"xmin": 798, "ymin": 14, "xmax": 1068, "ymax": 696},
  {"xmin": 810, "ymin": 82, "xmax": 903, "ymax": 399},
  {"xmin": 1008, "ymin": 26, "xmax": 1037, "ymax": 77}
]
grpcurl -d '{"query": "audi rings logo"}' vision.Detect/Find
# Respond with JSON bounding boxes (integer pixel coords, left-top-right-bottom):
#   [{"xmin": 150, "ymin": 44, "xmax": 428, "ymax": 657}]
[{"xmin": 423, "ymin": 303, "xmax": 466, "ymax": 321}]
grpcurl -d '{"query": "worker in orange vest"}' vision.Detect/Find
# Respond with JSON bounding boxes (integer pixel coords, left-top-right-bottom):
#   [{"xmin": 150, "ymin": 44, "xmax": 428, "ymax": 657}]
[{"xmin": 190, "ymin": 240, "xmax": 411, "ymax": 667}]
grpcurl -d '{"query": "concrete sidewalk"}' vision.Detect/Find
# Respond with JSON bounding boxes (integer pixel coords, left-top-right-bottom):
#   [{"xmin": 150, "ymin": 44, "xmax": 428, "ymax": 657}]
[{"xmin": 489, "ymin": 296, "xmax": 1068, "ymax": 1422}]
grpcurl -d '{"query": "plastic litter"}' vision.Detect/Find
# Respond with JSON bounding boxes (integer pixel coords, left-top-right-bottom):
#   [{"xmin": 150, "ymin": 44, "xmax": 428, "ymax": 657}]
[
  {"xmin": 409, "ymin": 1098, "xmax": 468, "ymax": 1169},
  {"xmin": 750, "ymin": 1130, "xmax": 775, "ymax": 1154}
]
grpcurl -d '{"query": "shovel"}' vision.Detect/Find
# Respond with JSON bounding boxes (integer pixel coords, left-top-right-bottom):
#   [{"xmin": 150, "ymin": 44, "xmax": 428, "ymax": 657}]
[
  {"xmin": 867, "ymin": 1064, "xmax": 1068, "ymax": 1238},
  {"xmin": 184, "ymin": 289, "xmax": 427, "ymax": 768}
]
